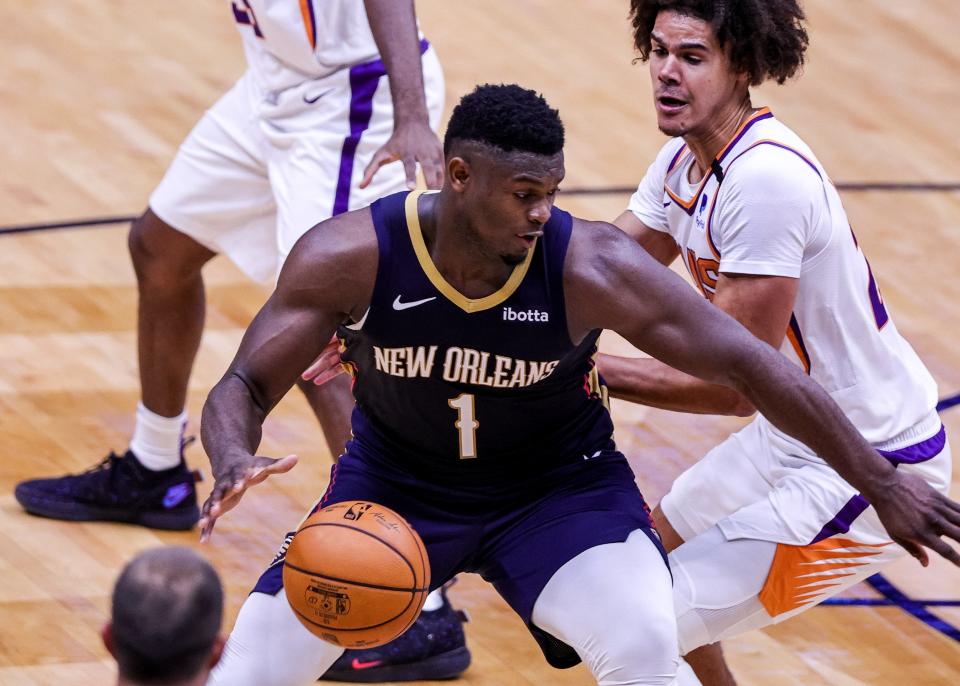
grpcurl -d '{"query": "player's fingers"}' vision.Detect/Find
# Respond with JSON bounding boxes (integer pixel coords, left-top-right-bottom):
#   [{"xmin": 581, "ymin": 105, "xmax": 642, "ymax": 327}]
[
  {"xmin": 302, "ymin": 345, "xmax": 341, "ymax": 381},
  {"xmin": 934, "ymin": 518, "xmax": 960, "ymax": 548},
  {"xmin": 311, "ymin": 364, "xmax": 346, "ymax": 386},
  {"xmin": 941, "ymin": 495, "xmax": 960, "ymax": 518},
  {"xmin": 248, "ymin": 454, "xmax": 299, "ymax": 485},
  {"xmin": 402, "ymin": 155, "xmax": 417, "ymax": 190},
  {"xmin": 423, "ymin": 154, "xmax": 444, "ymax": 189},
  {"xmin": 199, "ymin": 515, "xmax": 217, "ymax": 543},
  {"xmin": 941, "ymin": 501, "xmax": 960, "ymax": 527},
  {"xmin": 926, "ymin": 535, "xmax": 960, "ymax": 566},
  {"xmin": 360, "ymin": 149, "xmax": 396, "ymax": 189},
  {"xmin": 900, "ymin": 537, "xmax": 929, "ymax": 567},
  {"xmin": 301, "ymin": 357, "xmax": 326, "ymax": 381}
]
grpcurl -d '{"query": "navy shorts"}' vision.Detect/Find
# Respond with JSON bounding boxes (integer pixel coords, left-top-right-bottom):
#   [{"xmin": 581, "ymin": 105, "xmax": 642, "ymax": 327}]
[{"xmin": 254, "ymin": 445, "xmax": 661, "ymax": 667}]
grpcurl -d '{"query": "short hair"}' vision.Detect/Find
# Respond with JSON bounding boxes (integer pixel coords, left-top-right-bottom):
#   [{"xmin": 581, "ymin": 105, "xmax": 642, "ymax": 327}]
[
  {"xmin": 629, "ymin": 0, "xmax": 809, "ymax": 86},
  {"xmin": 110, "ymin": 547, "xmax": 223, "ymax": 685},
  {"xmin": 443, "ymin": 83, "xmax": 564, "ymax": 156}
]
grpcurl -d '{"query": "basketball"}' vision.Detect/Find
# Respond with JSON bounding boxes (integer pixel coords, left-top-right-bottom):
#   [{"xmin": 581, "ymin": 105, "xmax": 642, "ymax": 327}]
[{"xmin": 282, "ymin": 501, "xmax": 430, "ymax": 648}]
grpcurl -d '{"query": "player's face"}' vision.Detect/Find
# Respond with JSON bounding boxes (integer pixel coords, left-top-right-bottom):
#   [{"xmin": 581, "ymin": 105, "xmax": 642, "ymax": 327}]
[
  {"xmin": 647, "ymin": 11, "xmax": 748, "ymax": 138},
  {"xmin": 466, "ymin": 151, "xmax": 565, "ymax": 266}
]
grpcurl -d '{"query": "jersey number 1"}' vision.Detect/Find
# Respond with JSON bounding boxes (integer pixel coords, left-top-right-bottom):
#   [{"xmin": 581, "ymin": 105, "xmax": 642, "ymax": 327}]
[{"xmin": 448, "ymin": 393, "xmax": 479, "ymax": 459}]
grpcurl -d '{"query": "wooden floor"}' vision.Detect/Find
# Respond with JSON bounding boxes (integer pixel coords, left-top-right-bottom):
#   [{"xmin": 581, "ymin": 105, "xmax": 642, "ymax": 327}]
[{"xmin": 1, "ymin": 2, "xmax": 958, "ymax": 684}]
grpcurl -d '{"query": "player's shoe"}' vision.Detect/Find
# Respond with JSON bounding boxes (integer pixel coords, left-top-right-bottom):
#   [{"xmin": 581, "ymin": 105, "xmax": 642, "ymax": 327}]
[
  {"xmin": 14, "ymin": 446, "xmax": 200, "ymax": 531},
  {"xmin": 319, "ymin": 582, "xmax": 471, "ymax": 683}
]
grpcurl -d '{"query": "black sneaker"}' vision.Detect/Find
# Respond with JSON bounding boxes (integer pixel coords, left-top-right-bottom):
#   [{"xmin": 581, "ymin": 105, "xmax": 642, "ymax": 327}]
[
  {"xmin": 14, "ymin": 449, "xmax": 201, "ymax": 531},
  {"xmin": 319, "ymin": 582, "xmax": 471, "ymax": 683}
]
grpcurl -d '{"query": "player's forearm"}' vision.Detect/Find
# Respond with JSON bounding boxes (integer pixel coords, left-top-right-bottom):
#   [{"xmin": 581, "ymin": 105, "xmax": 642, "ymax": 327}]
[
  {"xmin": 730, "ymin": 346, "xmax": 898, "ymax": 501},
  {"xmin": 364, "ymin": 0, "xmax": 429, "ymax": 126},
  {"xmin": 599, "ymin": 353, "xmax": 754, "ymax": 416},
  {"xmin": 201, "ymin": 373, "xmax": 267, "ymax": 474}
]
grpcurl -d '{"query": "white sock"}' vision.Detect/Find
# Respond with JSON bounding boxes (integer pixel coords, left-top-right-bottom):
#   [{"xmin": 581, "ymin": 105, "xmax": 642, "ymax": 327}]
[
  {"xmin": 129, "ymin": 401, "xmax": 187, "ymax": 471},
  {"xmin": 422, "ymin": 589, "xmax": 444, "ymax": 612}
]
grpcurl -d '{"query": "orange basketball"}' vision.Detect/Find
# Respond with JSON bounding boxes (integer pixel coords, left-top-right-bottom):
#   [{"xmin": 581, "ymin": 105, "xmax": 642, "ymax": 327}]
[{"xmin": 282, "ymin": 501, "xmax": 430, "ymax": 649}]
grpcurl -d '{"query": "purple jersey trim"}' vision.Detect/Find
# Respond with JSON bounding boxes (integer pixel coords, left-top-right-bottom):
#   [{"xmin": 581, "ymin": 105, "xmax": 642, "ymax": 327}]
[
  {"xmin": 811, "ymin": 425, "xmax": 946, "ymax": 543},
  {"xmin": 332, "ymin": 39, "xmax": 430, "ymax": 216}
]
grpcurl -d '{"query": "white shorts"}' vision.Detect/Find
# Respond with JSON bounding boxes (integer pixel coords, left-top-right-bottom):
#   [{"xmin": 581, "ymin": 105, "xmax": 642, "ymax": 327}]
[
  {"xmin": 150, "ymin": 46, "xmax": 444, "ymax": 283},
  {"xmin": 661, "ymin": 411, "xmax": 951, "ymax": 619}
]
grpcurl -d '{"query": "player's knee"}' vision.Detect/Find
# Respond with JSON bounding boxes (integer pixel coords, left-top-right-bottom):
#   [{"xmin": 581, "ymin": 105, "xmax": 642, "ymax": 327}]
[
  {"xmin": 592, "ymin": 610, "xmax": 678, "ymax": 686},
  {"xmin": 128, "ymin": 210, "xmax": 211, "ymax": 287}
]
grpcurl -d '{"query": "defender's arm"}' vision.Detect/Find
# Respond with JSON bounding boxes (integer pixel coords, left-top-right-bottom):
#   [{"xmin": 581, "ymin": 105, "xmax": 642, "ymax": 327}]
[
  {"xmin": 566, "ymin": 219, "xmax": 960, "ymax": 566},
  {"xmin": 361, "ymin": 0, "xmax": 443, "ymax": 189}
]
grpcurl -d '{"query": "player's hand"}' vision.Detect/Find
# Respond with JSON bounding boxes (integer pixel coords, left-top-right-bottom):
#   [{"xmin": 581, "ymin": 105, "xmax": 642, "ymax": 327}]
[
  {"xmin": 301, "ymin": 336, "xmax": 345, "ymax": 386},
  {"xmin": 199, "ymin": 452, "xmax": 298, "ymax": 542},
  {"xmin": 871, "ymin": 471, "xmax": 960, "ymax": 567},
  {"xmin": 360, "ymin": 120, "xmax": 443, "ymax": 190}
]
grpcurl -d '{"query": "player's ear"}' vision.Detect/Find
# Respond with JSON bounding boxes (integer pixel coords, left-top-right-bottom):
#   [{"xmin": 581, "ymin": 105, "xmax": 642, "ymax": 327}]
[
  {"xmin": 101, "ymin": 623, "xmax": 117, "ymax": 658},
  {"xmin": 448, "ymin": 157, "xmax": 471, "ymax": 192},
  {"xmin": 208, "ymin": 635, "xmax": 227, "ymax": 670}
]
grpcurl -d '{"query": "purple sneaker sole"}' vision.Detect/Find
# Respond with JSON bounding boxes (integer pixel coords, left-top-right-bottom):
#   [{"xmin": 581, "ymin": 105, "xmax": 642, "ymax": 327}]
[{"xmin": 14, "ymin": 486, "xmax": 200, "ymax": 530}]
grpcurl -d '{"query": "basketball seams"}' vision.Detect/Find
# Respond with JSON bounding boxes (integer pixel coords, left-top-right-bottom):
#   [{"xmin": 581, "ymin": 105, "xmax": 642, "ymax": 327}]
[
  {"xmin": 284, "ymin": 559, "xmax": 429, "ymax": 593},
  {"xmin": 288, "ymin": 594, "xmax": 416, "ymax": 632},
  {"xmin": 295, "ymin": 521, "xmax": 420, "ymax": 586}
]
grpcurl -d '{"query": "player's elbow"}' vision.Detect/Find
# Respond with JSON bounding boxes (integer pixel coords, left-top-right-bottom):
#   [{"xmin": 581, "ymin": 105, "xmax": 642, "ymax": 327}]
[{"xmin": 726, "ymin": 394, "xmax": 757, "ymax": 417}]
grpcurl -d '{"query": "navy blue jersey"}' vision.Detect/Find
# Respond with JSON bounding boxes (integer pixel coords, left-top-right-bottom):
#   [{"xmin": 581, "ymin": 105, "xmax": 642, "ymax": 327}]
[{"xmin": 339, "ymin": 191, "xmax": 614, "ymax": 485}]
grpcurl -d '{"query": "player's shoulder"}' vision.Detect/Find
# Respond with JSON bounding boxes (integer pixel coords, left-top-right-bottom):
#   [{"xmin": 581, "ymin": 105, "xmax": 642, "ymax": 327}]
[
  {"xmin": 724, "ymin": 126, "xmax": 825, "ymax": 201},
  {"xmin": 729, "ymin": 117, "xmax": 823, "ymax": 183},
  {"xmin": 281, "ymin": 206, "xmax": 378, "ymax": 287},
  {"xmin": 566, "ymin": 215, "xmax": 649, "ymax": 281}
]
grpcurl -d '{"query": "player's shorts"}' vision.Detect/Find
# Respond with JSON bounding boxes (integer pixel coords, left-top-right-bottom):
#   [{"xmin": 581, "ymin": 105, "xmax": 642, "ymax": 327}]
[
  {"xmin": 149, "ymin": 42, "xmax": 444, "ymax": 284},
  {"xmin": 254, "ymin": 442, "xmax": 661, "ymax": 665},
  {"xmin": 661, "ymin": 410, "xmax": 951, "ymax": 620}
]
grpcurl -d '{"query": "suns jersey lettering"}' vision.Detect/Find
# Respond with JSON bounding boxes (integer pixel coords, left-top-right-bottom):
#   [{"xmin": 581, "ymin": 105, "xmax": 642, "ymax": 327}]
[
  {"xmin": 339, "ymin": 191, "xmax": 614, "ymax": 486},
  {"xmin": 629, "ymin": 109, "xmax": 937, "ymax": 444}
]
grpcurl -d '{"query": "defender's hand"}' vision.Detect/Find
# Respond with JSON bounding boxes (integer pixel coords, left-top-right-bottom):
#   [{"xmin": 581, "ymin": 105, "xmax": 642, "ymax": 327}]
[
  {"xmin": 199, "ymin": 453, "xmax": 298, "ymax": 542},
  {"xmin": 302, "ymin": 337, "xmax": 345, "ymax": 386},
  {"xmin": 871, "ymin": 471, "xmax": 960, "ymax": 567},
  {"xmin": 360, "ymin": 120, "xmax": 443, "ymax": 190}
]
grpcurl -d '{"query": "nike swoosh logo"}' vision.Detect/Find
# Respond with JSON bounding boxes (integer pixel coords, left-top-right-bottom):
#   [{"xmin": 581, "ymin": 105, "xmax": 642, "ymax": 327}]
[
  {"xmin": 392, "ymin": 295, "xmax": 436, "ymax": 311},
  {"xmin": 162, "ymin": 483, "xmax": 191, "ymax": 509},
  {"xmin": 351, "ymin": 659, "xmax": 382, "ymax": 670},
  {"xmin": 303, "ymin": 88, "xmax": 335, "ymax": 104}
]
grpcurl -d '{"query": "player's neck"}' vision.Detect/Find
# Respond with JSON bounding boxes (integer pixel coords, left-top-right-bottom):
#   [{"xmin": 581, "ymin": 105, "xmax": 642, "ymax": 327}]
[
  {"xmin": 684, "ymin": 98, "xmax": 754, "ymax": 183},
  {"xmin": 421, "ymin": 192, "xmax": 516, "ymax": 298}
]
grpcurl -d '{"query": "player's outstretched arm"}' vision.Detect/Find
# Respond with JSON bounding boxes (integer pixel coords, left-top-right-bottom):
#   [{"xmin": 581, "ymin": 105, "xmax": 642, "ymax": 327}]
[
  {"xmin": 199, "ymin": 211, "xmax": 378, "ymax": 540},
  {"xmin": 565, "ymin": 219, "xmax": 960, "ymax": 566},
  {"xmin": 599, "ymin": 211, "xmax": 795, "ymax": 416},
  {"xmin": 361, "ymin": 0, "xmax": 444, "ymax": 190}
]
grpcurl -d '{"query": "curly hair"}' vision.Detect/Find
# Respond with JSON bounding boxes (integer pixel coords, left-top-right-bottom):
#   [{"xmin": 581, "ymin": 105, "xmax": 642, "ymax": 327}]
[
  {"xmin": 629, "ymin": 0, "xmax": 809, "ymax": 85},
  {"xmin": 443, "ymin": 83, "xmax": 564, "ymax": 156}
]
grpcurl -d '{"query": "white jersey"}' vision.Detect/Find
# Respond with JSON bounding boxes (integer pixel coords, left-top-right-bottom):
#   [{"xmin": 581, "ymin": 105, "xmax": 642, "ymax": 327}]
[
  {"xmin": 230, "ymin": 0, "xmax": 393, "ymax": 93},
  {"xmin": 629, "ymin": 108, "xmax": 938, "ymax": 446}
]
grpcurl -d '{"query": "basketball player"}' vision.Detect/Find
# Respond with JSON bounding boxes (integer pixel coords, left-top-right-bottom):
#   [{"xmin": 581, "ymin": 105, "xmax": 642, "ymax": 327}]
[
  {"xmin": 596, "ymin": 2, "xmax": 958, "ymax": 684},
  {"xmin": 195, "ymin": 84, "xmax": 960, "ymax": 686},
  {"xmin": 14, "ymin": 2, "xmax": 465, "ymax": 682},
  {"xmin": 103, "ymin": 546, "xmax": 224, "ymax": 686}
]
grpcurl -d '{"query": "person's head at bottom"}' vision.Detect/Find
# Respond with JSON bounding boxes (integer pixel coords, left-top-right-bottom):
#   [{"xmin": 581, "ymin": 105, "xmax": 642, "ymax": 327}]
[{"xmin": 102, "ymin": 546, "xmax": 224, "ymax": 686}]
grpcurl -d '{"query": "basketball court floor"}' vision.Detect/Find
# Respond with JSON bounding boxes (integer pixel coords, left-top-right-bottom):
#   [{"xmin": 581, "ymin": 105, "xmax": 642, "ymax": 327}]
[{"xmin": 0, "ymin": 2, "xmax": 957, "ymax": 684}]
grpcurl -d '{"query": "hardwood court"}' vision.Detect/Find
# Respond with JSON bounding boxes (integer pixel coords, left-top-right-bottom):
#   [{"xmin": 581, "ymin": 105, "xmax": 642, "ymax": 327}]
[{"xmin": 1, "ymin": 2, "xmax": 958, "ymax": 684}]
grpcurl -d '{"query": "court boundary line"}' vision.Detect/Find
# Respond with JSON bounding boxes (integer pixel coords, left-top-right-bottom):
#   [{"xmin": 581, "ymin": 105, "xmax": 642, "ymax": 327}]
[{"xmin": 2, "ymin": 180, "xmax": 960, "ymax": 236}]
